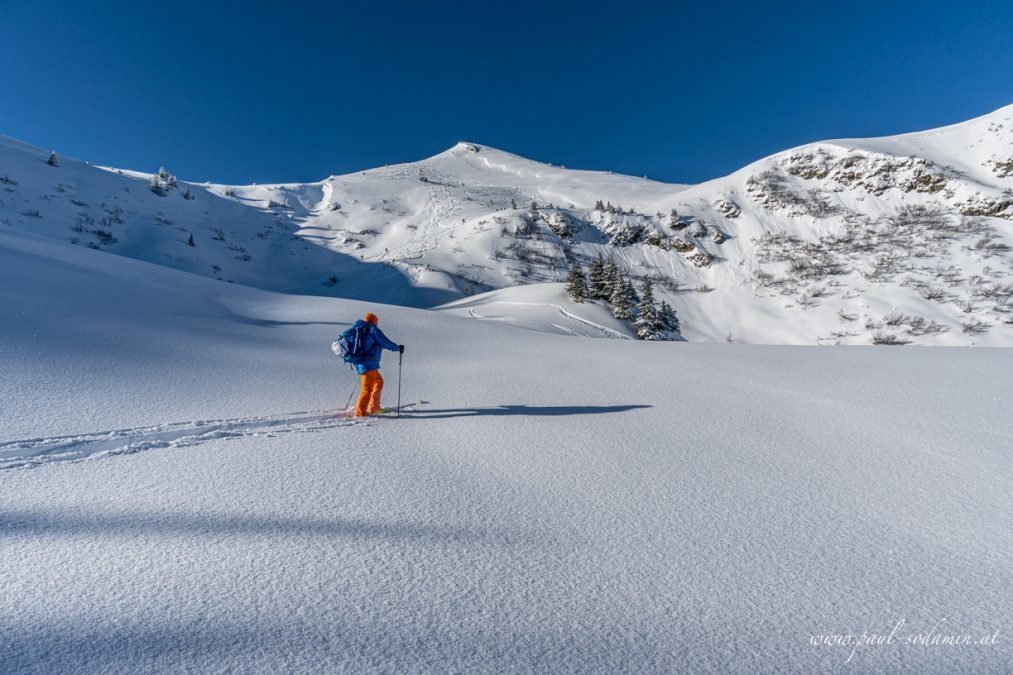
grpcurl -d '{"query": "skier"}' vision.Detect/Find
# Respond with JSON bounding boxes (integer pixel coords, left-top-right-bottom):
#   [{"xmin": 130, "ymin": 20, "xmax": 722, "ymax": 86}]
[{"xmin": 350, "ymin": 312, "xmax": 403, "ymax": 417}]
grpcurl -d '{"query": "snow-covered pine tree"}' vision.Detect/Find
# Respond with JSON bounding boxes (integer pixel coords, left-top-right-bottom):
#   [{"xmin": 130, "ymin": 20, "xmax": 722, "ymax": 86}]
[
  {"xmin": 566, "ymin": 262, "xmax": 588, "ymax": 303},
  {"xmin": 601, "ymin": 254, "xmax": 622, "ymax": 300},
  {"xmin": 635, "ymin": 279, "xmax": 665, "ymax": 340},
  {"xmin": 187, "ymin": 233, "xmax": 195, "ymax": 247},
  {"xmin": 47, "ymin": 151, "xmax": 58, "ymax": 167},
  {"xmin": 150, "ymin": 175, "xmax": 165, "ymax": 196},
  {"xmin": 626, "ymin": 277, "xmax": 639, "ymax": 305},
  {"xmin": 610, "ymin": 275, "xmax": 636, "ymax": 320},
  {"xmin": 659, "ymin": 300, "xmax": 680, "ymax": 334},
  {"xmin": 587, "ymin": 253, "xmax": 607, "ymax": 299}
]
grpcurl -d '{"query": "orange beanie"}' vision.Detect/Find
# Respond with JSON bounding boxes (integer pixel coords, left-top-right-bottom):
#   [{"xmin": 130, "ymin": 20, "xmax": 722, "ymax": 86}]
[{"xmin": 364, "ymin": 312, "xmax": 379, "ymax": 325}]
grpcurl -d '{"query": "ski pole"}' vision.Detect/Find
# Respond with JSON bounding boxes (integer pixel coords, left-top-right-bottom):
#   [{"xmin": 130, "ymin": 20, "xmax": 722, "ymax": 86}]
[
  {"xmin": 397, "ymin": 349, "xmax": 403, "ymax": 418},
  {"xmin": 345, "ymin": 375, "xmax": 360, "ymax": 412}
]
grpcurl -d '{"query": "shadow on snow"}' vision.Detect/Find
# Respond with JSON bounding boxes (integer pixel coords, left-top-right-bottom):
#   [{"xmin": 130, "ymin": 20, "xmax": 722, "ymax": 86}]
[{"xmin": 405, "ymin": 404, "xmax": 652, "ymax": 419}]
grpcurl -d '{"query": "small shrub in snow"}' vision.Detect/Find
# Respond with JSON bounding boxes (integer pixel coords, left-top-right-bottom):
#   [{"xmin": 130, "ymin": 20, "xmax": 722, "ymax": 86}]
[
  {"xmin": 961, "ymin": 319, "xmax": 990, "ymax": 335},
  {"xmin": 92, "ymin": 230, "xmax": 117, "ymax": 246},
  {"xmin": 871, "ymin": 331, "xmax": 908, "ymax": 345},
  {"xmin": 905, "ymin": 317, "xmax": 947, "ymax": 336},
  {"xmin": 883, "ymin": 312, "xmax": 909, "ymax": 326}
]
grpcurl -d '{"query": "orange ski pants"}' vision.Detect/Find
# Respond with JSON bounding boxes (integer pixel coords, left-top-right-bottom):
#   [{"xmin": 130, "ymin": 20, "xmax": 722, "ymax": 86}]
[{"xmin": 354, "ymin": 369, "xmax": 384, "ymax": 416}]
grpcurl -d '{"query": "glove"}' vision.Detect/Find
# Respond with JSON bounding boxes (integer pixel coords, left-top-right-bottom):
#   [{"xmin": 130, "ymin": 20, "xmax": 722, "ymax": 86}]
[{"xmin": 398, "ymin": 344, "xmax": 405, "ymax": 353}]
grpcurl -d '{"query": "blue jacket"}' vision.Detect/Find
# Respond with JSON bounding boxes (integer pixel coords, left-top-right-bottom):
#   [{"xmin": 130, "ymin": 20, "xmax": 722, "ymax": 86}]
[{"xmin": 352, "ymin": 320, "xmax": 399, "ymax": 374}]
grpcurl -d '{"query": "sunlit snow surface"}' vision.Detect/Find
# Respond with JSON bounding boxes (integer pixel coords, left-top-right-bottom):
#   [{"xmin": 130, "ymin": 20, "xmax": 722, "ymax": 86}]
[{"xmin": 1, "ymin": 228, "xmax": 1010, "ymax": 672}]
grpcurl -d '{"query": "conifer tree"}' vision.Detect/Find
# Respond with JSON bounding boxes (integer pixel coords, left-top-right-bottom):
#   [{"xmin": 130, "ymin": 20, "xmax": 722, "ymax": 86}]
[
  {"xmin": 601, "ymin": 254, "xmax": 622, "ymax": 300},
  {"xmin": 587, "ymin": 253, "xmax": 607, "ymax": 299},
  {"xmin": 659, "ymin": 300, "xmax": 680, "ymax": 334},
  {"xmin": 566, "ymin": 262, "xmax": 588, "ymax": 303},
  {"xmin": 47, "ymin": 151, "xmax": 58, "ymax": 167},
  {"xmin": 610, "ymin": 276, "xmax": 636, "ymax": 320},
  {"xmin": 635, "ymin": 279, "xmax": 665, "ymax": 340},
  {"xmin": 187, "ymin": 233, "xmax": 195, "ymax": 247}
]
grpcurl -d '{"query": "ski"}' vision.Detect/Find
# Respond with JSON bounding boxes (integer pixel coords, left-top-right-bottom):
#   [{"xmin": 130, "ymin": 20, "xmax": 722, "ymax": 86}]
[{"xmin": 339, "ymin": 400, "xmax": 427, "ymax": 420}]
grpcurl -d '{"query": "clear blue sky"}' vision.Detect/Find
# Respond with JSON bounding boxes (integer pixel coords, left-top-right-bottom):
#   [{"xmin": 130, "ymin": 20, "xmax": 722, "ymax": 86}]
[{"xmin": 2, "ymin": 0, "xmax": 1011, "ymax": 185}]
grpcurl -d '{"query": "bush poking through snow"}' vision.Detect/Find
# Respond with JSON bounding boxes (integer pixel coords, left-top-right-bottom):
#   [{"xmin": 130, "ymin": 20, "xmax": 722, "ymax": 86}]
[
  {"xmin": 872, "ymin": 331, "xmax": 909, "ymax": 345},
  {"xmin": 961, "ymin": 319, "xmax": 990, "ymax": 335}
]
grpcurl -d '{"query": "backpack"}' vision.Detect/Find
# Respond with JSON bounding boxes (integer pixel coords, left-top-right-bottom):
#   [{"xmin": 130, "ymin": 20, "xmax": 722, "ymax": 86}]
[{"xmin": 332, "ymin": 323, "xmax": 374, "ymax": 364}]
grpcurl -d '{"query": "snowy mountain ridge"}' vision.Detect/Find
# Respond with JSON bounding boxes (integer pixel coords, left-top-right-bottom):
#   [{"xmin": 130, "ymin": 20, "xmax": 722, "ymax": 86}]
[{"xmin": 1, "ymin": 104, "xmax": 1011, "ymax": 345}]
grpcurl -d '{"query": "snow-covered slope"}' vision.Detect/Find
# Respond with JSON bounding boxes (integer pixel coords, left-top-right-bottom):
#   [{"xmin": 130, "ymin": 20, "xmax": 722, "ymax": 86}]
[
  {"xmin": 2, "ymin": 105, "xmax": 1012, "ymax": 345},
  {"xmin": 1, "ymin": 225, "xmax": 1010, "ymax": 672}
]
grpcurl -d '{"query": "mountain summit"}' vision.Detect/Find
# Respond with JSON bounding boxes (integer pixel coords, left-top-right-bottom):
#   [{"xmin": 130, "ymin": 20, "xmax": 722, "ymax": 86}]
[{"xmin": 1, "ymin": 105, "xmax": 1011, "ymax": 344}]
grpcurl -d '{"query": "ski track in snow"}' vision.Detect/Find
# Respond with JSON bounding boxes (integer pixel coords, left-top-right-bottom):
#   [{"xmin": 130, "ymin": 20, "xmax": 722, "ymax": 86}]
[
  {"xmin": 0, "ymin": 410, "xmax": 367, "ymax": 470},
  {"xmin": 554, "ymin": 305, "xmax": 630, "ymax": 339},
  {"xmin": 465, "ymin": 303, "xmax": 630, "ymax": 339}
]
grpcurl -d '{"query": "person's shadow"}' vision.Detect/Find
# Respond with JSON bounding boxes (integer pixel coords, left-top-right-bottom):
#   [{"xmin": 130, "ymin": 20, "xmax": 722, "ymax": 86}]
[{"xmin": 404, "ymin": 404, "xmax": 651, "ymax": 419}]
